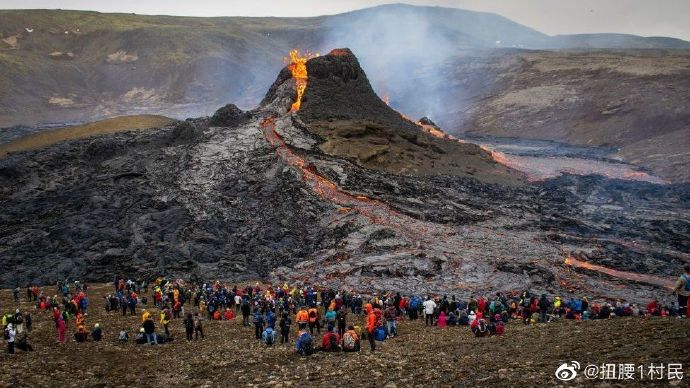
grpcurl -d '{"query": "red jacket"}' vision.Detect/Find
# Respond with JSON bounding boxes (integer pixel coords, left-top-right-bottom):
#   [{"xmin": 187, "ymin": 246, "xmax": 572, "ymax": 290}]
[{"xmin": 321, "ymin": 332, "xmax": 341, "ymax": 350}]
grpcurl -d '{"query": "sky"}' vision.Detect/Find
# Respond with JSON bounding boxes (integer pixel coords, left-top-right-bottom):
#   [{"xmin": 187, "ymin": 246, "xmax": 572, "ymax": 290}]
[{"xmin": 2, "ymin": 0, "xmax": 689, "ymax": 41}]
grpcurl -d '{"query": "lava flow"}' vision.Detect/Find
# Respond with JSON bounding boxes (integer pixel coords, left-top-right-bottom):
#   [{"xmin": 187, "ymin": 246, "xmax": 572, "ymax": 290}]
[
  {"xmin": 564, "ymin": 256, "xmax": 675, "ymax": 289},
  {"xmin": 260, "ymin": 116, "xmax": 435, "ymax": 244},
  {"xmin": 285, "ymin": 49, "xmax": 316, "ymax": 112}
]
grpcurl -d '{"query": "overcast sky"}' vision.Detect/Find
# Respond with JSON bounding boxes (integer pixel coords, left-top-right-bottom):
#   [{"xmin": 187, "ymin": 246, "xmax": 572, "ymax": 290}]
[{"xmin": 3, "ymin": 0, "xmax": 689, "ymax": 41}]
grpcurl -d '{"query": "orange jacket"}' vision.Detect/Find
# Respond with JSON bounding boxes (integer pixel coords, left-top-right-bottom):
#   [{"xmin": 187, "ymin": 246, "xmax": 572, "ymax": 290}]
[
  {"xmin": 296, "ymin": 309, "xmax": 309, "ymax": 324},
  {"xmin": 366, "ymin": 304, "xmax": 376, "ymax": 333}
]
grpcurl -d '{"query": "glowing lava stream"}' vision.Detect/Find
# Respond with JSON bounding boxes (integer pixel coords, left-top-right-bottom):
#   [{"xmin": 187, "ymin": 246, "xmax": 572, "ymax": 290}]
[
  {"xmin": 564, "ymin": 256, "xmax": 675, "ymax": 289},
  {"xmin": 286, "ymin": 49, "xmax": 315, "ymax": 112}
]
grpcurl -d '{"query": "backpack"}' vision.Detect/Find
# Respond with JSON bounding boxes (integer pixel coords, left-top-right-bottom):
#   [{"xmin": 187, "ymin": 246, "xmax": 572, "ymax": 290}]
[
  {"xmin": 298, "ymin": 332, "xmax": 313, "ymax": 356},
  {"xmin": 410, "ymin": 298, "xmax": 419, "ymax": 310},
  {"xmin": 373, "ymin": 309, "xmax": 383, "ymax": 328},
  {"xmin": 343, "ymin": 332, "xmax": 358, "ymax": 351},
  {"xmin": 3, "ymin": 328, "xmax": 9, "ymax": 340},
  {"xmin": 308, "ymin": 309, "xmax": 317, "ymax": 322},
  {"xmin": 14, "ymin": 315, "xmax": 23, "ymax": 325},
  {"xmin": 684, "ymin": 275, "xmax": 690, "ymax": 291},
  {"xmin": 374, "ymin": 327, "xmax": 386, "ymax": 341},
  {"xmin": 327, "ymin": 333, "xmax": 338, "ymax": 351}
]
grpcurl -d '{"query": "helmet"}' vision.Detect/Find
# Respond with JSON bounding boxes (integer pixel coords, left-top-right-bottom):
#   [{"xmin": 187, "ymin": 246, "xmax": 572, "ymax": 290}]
[
  {"xmin": 95, "ymin": 323, "xmax": 100, "ymax": 328},
  {"xmin": 139, "ymin": 328, "xmax": 145, "ymax": 333}
]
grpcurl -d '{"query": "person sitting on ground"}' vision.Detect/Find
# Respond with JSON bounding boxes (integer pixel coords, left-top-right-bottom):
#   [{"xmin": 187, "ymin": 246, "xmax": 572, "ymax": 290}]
[
  {"xmin": 118, "ymin": 328, "xmax": 129, "ymax": 342},
  {"xmin": 295, "ymin": 327, "xmax": 314, "ymax": 356},
  {"xmin": 468, "ymin": 310, "xmax": 477, "ymax": 324},
  {"xmin": 74, "ymin": 325, "xmax": 88, "ymax": 342},
  {"xmin": 91, "ymin": 323, "xmax": 102, "ymax": 341},
  {"xmin": 471, "ymin": 316, "xmax": 489, "ymax": 337},
  {"xmin": 342, "ymin": 325, "xmax": 360, "ymax": 352},
  {"xmin": 458, "ymin": 310, "xmax": 470, "ymax": 326},
  {"xmin": 143, "ymin": 316, "xmax": 157, "ymax": 345},
  {"xmin": 447, "ymin": 311, "xmax": 458, "ymax": 326},
  {"xmin": 321, "ymin": 325, "xmax": 341, "ymax": 352},
  {"xmin": 135, "ymin": 328, "xmax": 147, "ymax": 344},
  {"xmin": 262, "ymin": 326, "xmax": 277, "ymax": 346}
]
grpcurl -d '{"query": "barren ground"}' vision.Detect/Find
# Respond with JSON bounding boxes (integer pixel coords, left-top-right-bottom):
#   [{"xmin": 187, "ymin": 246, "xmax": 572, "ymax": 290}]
[
  {"xmin": 1, "ymin": 283, "xmax": 689, "ymax": 387},
  {"xmin": 0, "ymin": 115, "xmax": 174, "ymax": 157}
]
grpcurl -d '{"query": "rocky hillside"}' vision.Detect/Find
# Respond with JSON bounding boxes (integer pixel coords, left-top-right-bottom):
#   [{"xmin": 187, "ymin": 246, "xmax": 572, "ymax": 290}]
[{"xmin": 0, "ymin": 49, "xmax": 688, "ymax": 304}]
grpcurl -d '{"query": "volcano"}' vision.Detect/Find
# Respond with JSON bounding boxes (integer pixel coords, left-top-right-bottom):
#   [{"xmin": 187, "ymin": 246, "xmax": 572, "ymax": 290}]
[{"xmin": 0, "ymin": 49, "xmax": 688, "ymax": 302}]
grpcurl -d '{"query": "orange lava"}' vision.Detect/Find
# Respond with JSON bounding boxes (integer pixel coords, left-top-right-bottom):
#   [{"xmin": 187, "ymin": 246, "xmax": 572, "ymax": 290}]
[
  {"xmin": 564, "ymin": 256, "xmax": 675, "ymax": 289},
  {"xmin": 329, "ymin": 48, "xmax": 350, "ymax": 56},
  {"xmin": 260, "ymin": 116, "xmax": 429, "ymax": 243},
  {"xmin": 285, "ymin": 49, "xmax": 317, "ymax": 112}
]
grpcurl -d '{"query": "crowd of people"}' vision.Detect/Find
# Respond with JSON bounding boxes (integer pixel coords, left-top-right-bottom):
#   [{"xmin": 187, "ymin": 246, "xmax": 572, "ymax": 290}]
[{"xmin": 3, "ymin": 263, "xmax": 690, "ymax": 356}]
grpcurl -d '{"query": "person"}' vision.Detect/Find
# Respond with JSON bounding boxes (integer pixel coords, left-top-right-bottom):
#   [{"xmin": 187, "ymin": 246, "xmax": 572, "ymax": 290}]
[
  {"xmin": 384, "ymin": 303, "xmax": 397, "ymax": 338},
  {"xmin": 135, "ymin": 328, "xmax": 147, "ymax": 344},
  {"xmin": 471, "ymin": 316, "xmax": 489, "ymax": 337},
  {"xmin": 223, "ymin": 308, "xmax": 235, "ymax": 321},
  {"xmin": 423, "ymin": 297, "xmax": 436, "ymax": 326},
  {"xmin": 336, "ymin": 307, "xmax": 347, "ymax": 336},
  {"xmin": 539, "ymin": 294, "xmax": 550, "ymax": 323},
  {"xmin": 75, "ymin": 325, "xmax": 88, "ymax": 342},
  {"xmin": 308, "ymin": 305, "xmax": 320, "ymax": 335},
  {"xmin": 295, "ymin": 306, "xmax": 309, "ymax": 329},
  {"xmin": 184, "ymin": 313, "xmax": 194, "ymax": 341},
  {"xmin": 279, "ymin": 312, "xmax": 292, "ymax": 344},
  {"xmin": 92, "ymin": 323, "xmax": 102, "ymax": 341},
  {"xmin": 143, "ymin": 317, "xmax": 157, "ymax": 345},
  {"xmin": 194, "ymin": 313, "xmax": 204, "ymax": 340},
  {"xmin": 295, "ymin": 328, "xmax": 313, "ymax": 356},
  {"xmin": 342, "ymin": 325, "xmax": 360, "ymax": 352},
  {"xmin": 253, "ymin": 309, "xmax": 265, "ymax": 340},
  {"xmin": 160, "ymin": 307, "xmax": 171, "ymax": 336},
  {"xmin": 262, "ymin": 326, "xmax": 276, "ymax": 346},
  {"xmin": 25, "ymin": 312, "xmax": 32, "ymax": 332},
  {"xmin": 241, "ymin": 300, "xmax": 251, "ymax": 327},
  {"xmin": 5, "ymin": 323, "xmax": 15, "ymax": 355},
  {"xmin": 118, "ymin": 328, "xmax": 129, "ymax": 342},
  {"xmin": 321, "ymin": 326, "xmax": 341, "ymax": 352},
  {"xmin": 57, "ymin": 316, "xmax": 66, "ymax": 343},
  {"xmin": 141, "ymin": 309, "xmax": 151, "ymax": 323},
  {"xmin": 672, "ymin": 264, "xmax": 690, "ymax": 317},
  {"xmin": 13, "ymin": 309, "xmax": 24, "ymax": 334},
  {"xmin": 15, "ymin": 333, "xmax": 33, "ymax": 352},
  {"xmin": 365, "ymin": 303, "xmax": 377, "ymax": 352},
  {"xmin": 437, "ymin": 311, "xmax": 447, "ymax": 328}
]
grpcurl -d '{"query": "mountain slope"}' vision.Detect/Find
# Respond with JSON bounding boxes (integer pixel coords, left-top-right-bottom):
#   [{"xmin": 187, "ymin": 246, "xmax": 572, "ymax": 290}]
[{"xmin": 1, "ymin": 5, "xmax": 688, "ymax": 129}]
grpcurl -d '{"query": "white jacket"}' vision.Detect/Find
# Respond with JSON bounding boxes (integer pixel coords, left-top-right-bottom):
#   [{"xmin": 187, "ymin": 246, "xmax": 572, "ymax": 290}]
[
  {"xmin": 5, "ymin": 325, "xmax": 16, "ymax": 342},
  {"xmin": 423, "ymin": 300, "xmax": 437, "ymax": 315}
]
